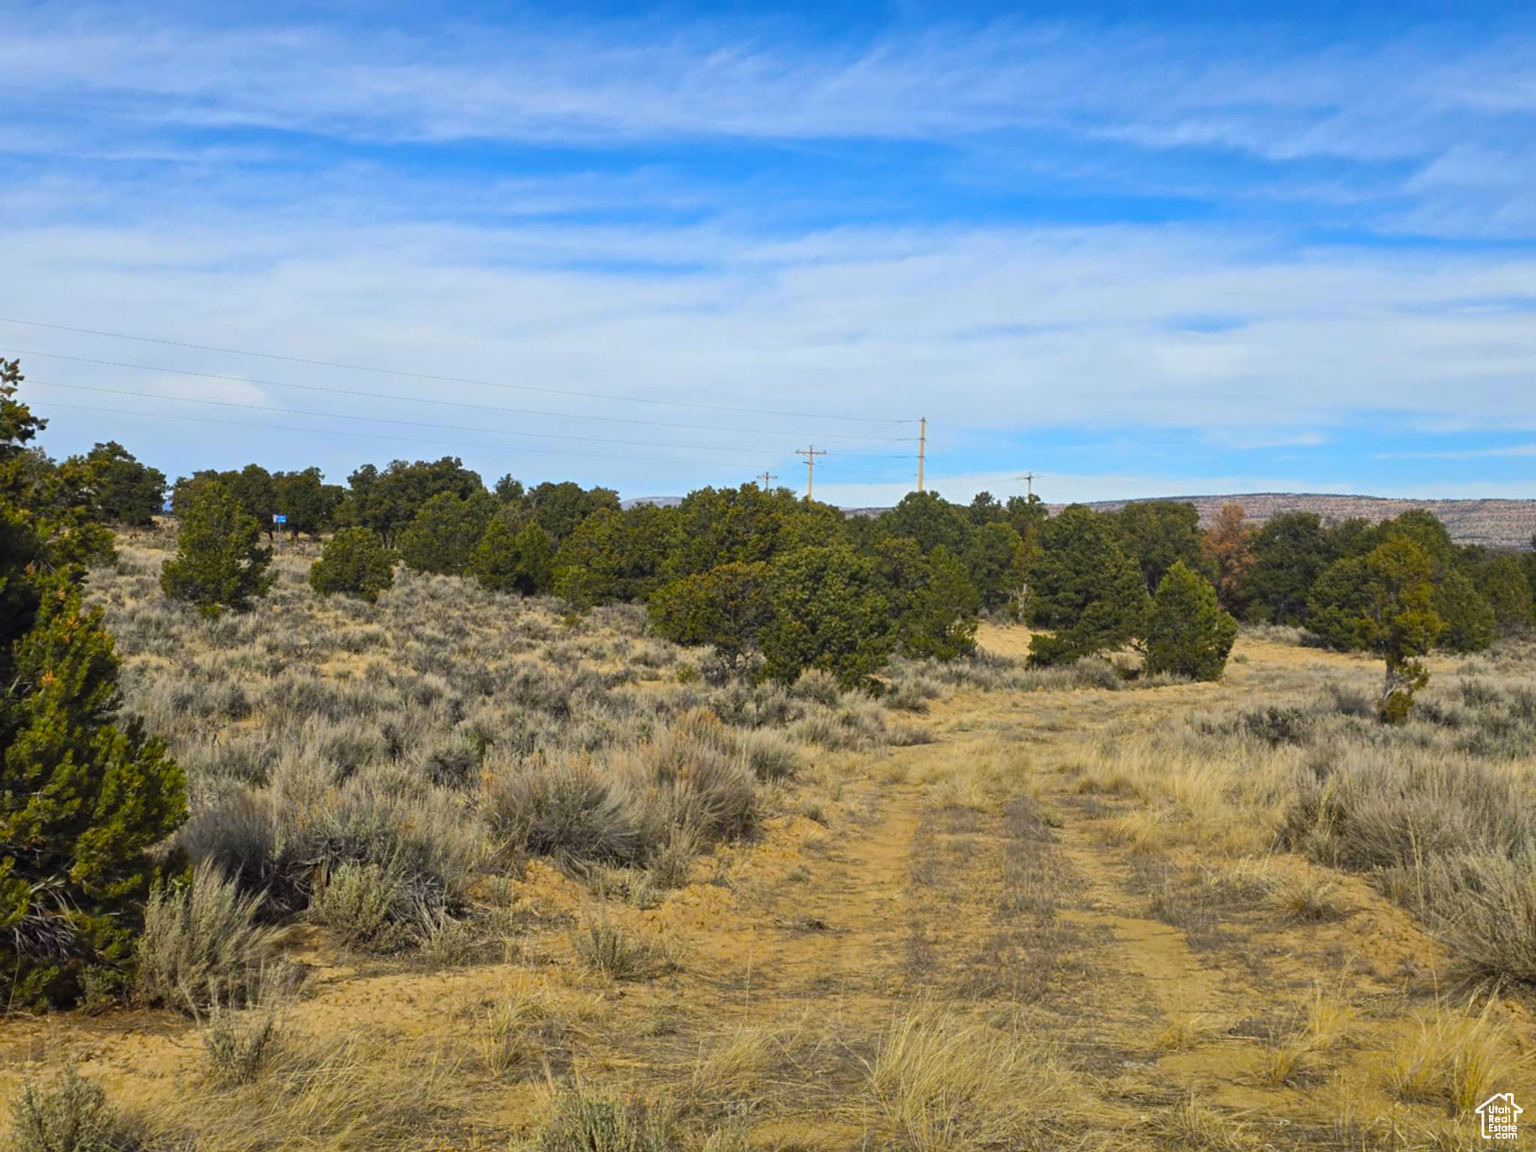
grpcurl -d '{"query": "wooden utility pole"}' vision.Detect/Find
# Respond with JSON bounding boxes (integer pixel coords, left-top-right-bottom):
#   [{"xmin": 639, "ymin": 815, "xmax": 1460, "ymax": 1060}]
[
  {"xmin": 1019, "ymin": 472, "xmax": 1036, "ymax": 499},
  {"xmin": 796, "ymin": 447, "xmax": 826, "ymax": 501},
  {"xmin": 756, "ymin": 470, "xmax": 778, "ymax": 490},
  {"xmin": 918, "ymin": 417, "xmax": 926, "ymax": 493}
]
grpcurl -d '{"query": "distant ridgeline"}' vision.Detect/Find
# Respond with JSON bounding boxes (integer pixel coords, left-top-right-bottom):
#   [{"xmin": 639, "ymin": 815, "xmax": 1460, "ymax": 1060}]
[
  {"xmin": 1050, "ymin": 495, "xmax": 1536, "ymax": 551},
  {"xmin": 631, "ymin": 493, "xmax": 1536, "ymax": 550}
]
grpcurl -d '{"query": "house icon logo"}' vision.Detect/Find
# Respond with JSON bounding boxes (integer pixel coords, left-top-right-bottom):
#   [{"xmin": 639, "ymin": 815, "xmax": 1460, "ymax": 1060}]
[{"xmin": 1475, "ymin": 1093, "xmax": 1521, "ymax": 1140}]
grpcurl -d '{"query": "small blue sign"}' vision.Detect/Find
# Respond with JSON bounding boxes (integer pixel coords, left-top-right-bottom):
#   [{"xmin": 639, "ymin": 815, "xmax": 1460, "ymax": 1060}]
[{"xmin": 273, "ymin": 514, "xmax": 287, "ymax": 524}]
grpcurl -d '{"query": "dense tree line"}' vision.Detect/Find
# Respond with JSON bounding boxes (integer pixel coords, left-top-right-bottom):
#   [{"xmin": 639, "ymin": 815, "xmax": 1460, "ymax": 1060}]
[
  {"xmin": 14, "ymin": 361, "xmax": 1531, "ymax": 711},
  {"xmin": 153, "ymin": 451, "xmax": 1536, "ymax": 708}
]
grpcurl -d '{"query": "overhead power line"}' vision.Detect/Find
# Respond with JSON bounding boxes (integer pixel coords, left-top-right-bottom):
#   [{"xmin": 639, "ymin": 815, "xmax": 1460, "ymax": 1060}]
[
  {"xmin": 29, "ymin": 379, "xmax": 915, "ymax": 468},
  {"xmin": 29, "ymin": 401, "xmax": 766, "ymax": 469},
  {"xmin": 1, "ymin": 347, "xmax": 916, "ymax": 443},
  {"xmin": 26, "ymin": 379, "xmax": 917, "ymax": 460},
  {"xmin": 0, "ymin": 317, "xmax": 914, "ymax": 425}
]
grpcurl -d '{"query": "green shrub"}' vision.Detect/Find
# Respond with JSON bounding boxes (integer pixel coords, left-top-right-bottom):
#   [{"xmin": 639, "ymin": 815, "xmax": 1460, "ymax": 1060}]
[
  {"xmin": 160, "ymin": 477, "xmax": 273, "ymax": 614},
  {"xmin": 134, "ymin": 860, "xmax": 286, "ymax": 1010},
  {"xmin": 648, "ymin": 562, "xmax": 771, "ymax": 674},
  {"xmin": 6, "ymin": 1067, "xmax": 146, "ymax": 1152},
  {"xmin": 396, "ymin": 490, "xmax": 496, "ymax": 576},
  {"xmin": 468, "ymin": 516, "xmax": 555, "ymax": 594},
  {"xmin": 759, "ymin": 545, "xmax": 892, "ymax": 688},
  {"xmin": 1141, "ymin": 560, "xmax": 1238, "ymax": 681},
  {"xmin": 308, "ymin": 527, "xmax": 395, "ymax": 603}
]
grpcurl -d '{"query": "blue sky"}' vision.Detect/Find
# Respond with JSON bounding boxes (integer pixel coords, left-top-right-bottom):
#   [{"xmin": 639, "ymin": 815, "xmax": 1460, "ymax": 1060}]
[{"xmin": 2, "ymin": 2, "xmax": 1534, "ymax": 506}]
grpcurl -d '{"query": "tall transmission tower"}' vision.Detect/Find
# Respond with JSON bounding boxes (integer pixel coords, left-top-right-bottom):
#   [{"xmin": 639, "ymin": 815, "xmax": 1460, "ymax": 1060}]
[{"xmin": 796, "ymin": 447, "xmax": 827, "ymax": 501}]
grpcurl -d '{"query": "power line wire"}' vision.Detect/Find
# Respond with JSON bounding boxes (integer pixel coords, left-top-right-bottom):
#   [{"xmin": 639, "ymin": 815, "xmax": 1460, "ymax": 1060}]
[
  {"xmin": 29, "ymin": 401, "xmax": 773, "ymax": 470},
  {"xmin": 26, "ymin": 379, "xmax": 918, "ymax": 460},
  {"xmin": 0, "ymin": 317, "xmax": 913, "ymax": 425},
  {"xmin": 2, "ymin": 347, "xmax": 915, "ymax": 443}
]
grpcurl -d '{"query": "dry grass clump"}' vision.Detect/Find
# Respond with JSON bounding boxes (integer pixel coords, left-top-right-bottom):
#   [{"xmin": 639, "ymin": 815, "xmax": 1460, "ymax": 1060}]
[
  {"xmin": 571, "ymin": 907, "xmax": 677, "ymax": 981},
  {"xmin": 1418, "ymin": 852, "xmax": 1536, "ymax": 982},
  {"xmin": 133, "ymin": 860, "xmax": 288, "ymax": 1010},
  {"xmin": 1267, "ymin": 872, "xmax": 1353, "ymax": 924},
  {"xmin": 196, "ymin": 989, "xmax": 285, "ymax": 1087},
  {"xmin": 156, "ymin": 1031, "xmax": 464, "ymax": 1152},
  {"xmin": 1155, "ymin": 1013, "xmax": 1220, "ymax": 1052},
  {"xmin": 1255, "ymin": 980, "xmax": 1357, "ymax": 1087},
  {"xmin": 866, "ymin": 1007, "xmax": 1079, "ymax": 1150},
  {"xmin": 1388, "ymin": 997, "xmax": 1530, "ymax": 1114},
  {"xmin": 686, "ymin": 1015, "xmax": 831, "ymax": 1108}
]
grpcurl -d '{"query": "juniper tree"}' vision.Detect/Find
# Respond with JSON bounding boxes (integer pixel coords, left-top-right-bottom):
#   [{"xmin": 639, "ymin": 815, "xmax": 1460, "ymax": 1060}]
[
  {"xmin": 1356, "ymin": 538, "xmax": 1445, "ymax": 724},
  {"xmin": 1141, "ymin": 560, "xmax": 1238, "ymax": 680},
  {"xmin": 161, "ymin": 477, "xmax": 273, "ymax": 614},
  {"xmin": 310, "ymin": 527, "xmax": 396, "ymax": 603},
  {"xmin": 759, "ymin": 545, "xmax": 892, "ymax": 688},
  {"xmin": 1, "ymin": 360, "xmax": 186, "ymax": 1007},
  {"xmin": 1027, "ymin": 505, "xmax": 1147, "ymax": 666},
  {"xmin": 469, "ymin": 516, "xmax": 556, "ymax": 595},
  {"xmin": 648, "ymin": 562, "xmax": 772, "ymax": 675},
  {"xmin": 397, "ymin": 490, "xmax": 497, "ymax": 576}
]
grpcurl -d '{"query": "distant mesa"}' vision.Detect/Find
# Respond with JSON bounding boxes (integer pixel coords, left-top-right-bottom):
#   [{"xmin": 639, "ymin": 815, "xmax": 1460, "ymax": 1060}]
[
  {"xmin": 626, "ymin": 492, "xmax": 1535, "ymax": 549},
  {"xmin": 1057, "ymin": 493, "xmax": 1536, "ymax": 550}
]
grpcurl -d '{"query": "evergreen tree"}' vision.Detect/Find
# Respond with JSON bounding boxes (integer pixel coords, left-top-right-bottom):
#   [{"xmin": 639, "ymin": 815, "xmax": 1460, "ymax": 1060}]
[
  {"xmin": 649, "ymin": 562, "xmax": 772, "ymax": 675},
  {"xmin": 1306, "ymin": 556, "xmax": 1373, "ymax": 650},
  {"xmin": 160, "ymin": 478, "xmax": 274, "ymax": 614},
  {"xmin": 1244, "ymin": 512, "xmax": 1333, "ymax": 625},
  {"xmin": 1433, "ymin": 567, "xmax": 1496, "ymax": 654},
  {"xmin": 1474, "ymin": 553, "xmax": 1534, "ymax": 636},
  {"xmin": 760, "ymin": 545, "xmax": 892, "ymax": 687},
  {"xmin": 273, "ymin": 467, "xmax": 343, "ymax": 538},
  {"xmin": 965, "ymin": 520, "xmax": 1025, "ymax": 613},
  {"xmin": 1525, "ymin": 537, "xmax": 1536, "ymax": 616},
  {"xmin": 1141, "ymin": 560, "xmax": 1238, "ymax": 680},
  {"xmin": 875, "ymin": 491, "xmax": 973, "ymax": 556},
  {"xmin": 903, "ymin": 545, "xmax": 980, "ymax": 661},
  {"xmin": 552, "ymin": 505, "xmax": 678, "ymax": 606},
  {"xmin": 339, "ymin": 457, "xmax": 484, "ymax": 546},
  {"xmin": 1026, "ymin": 505, "xmax": 1147, "ymax": 666},
  {"xmin": 1355, "ymin": 538, "xmax": 1445, "ymax": 724},
  {"xmin": 397, "ymin": 490, "xmax": 497, "ymax": 576},
  {"xmin": 468, "ymin": 516, "xmax": 556, "ymax": 595},
  {"xmin": 60, "ymin": 441, "xmax": 165, "ymax": 527},
  {"xmin": 1117, "ymin": 500, "xmax": 1209, "ymax": 593},
  {"xmin": 309, "ymin": 527, "xmax": 396, "ymax": 603},
  {"xmin": 528, "ymin": 480, "xmax": 621, "ymax": 543},
  {"xmin": 1, "ymin": 360, "xmax": 186, "ymax": 1007}
]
